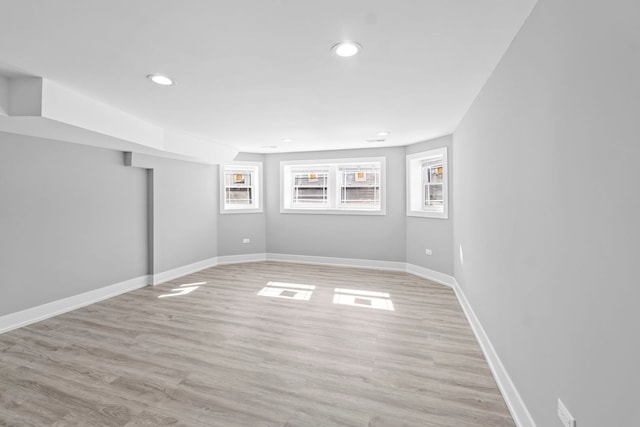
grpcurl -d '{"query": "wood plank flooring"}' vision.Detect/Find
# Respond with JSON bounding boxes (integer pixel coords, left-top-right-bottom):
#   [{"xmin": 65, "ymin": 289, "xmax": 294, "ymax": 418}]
[{"xmin": 0, "ymin": 262, "xmax": 515, "ymax": 426}]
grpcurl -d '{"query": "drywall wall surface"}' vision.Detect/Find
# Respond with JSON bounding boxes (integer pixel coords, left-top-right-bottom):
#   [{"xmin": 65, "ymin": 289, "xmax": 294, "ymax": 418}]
[
  {"xmin": 453, "ymin": 1, "xmax": 640, "ymax": 425},
  {"xmin": 0, "ymin": 75, "xmax": 8, "ymax": 116},
  {"xmin": 264, "ymin": 147, "xmax": 406, "ymax": 262},
  {"xmin": 134, "ymin": 154, "xmax": 218, "ymax": 273},
  {"xmin": 217, "ymin": 212, "xmax": 266, "ymax": 256},
  {"xmin": 405, "ymin": 135, "xmax": 453, "ymax": 275},
  {"xmin": 217, "ymin": 152, "xmax": 266, "ymax": 256},
  {"xmin": 0, "ymin": 131, "xmax": 147, "ymax": 316}
]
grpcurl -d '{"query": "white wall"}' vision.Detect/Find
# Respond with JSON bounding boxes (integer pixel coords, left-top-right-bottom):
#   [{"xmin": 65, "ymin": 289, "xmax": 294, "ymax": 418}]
[
  {"xmin": 0, "ymin": 131, "xmax": 147, "ymax": 316},
  {"xmin": 453, "ymin": 1, "xmax": 640, "ymax": 425}
]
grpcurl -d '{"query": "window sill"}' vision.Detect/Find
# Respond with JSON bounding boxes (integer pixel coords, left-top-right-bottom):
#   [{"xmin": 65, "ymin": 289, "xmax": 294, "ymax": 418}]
[
  {"xmin": 280, "ymin": 208, "xmax": 386, "ymax": 216},
  {"xmin": 407, "ymin": 210, "xmax": 448, "ymax": 219},
  {"xmin": 220, "ymin": 208, "xmax": 264, "ymax": 215}
]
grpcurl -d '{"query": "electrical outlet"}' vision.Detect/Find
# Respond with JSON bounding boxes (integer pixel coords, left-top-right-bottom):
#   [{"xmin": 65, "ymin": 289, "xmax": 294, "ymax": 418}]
[
  {"xmin": 459, "ymin": 244, "xmax": 464, "ymax": 266},
  {"xmin": 242, "ymin": 238, "xmax": 250, "ymax": 244},
  {"xmin": 557, "ymin": 399, "xmax": 576, "ymax": 427},
  {"xmin": 425, "ymin": 249, "xmax": 432, "ymax": 255}
]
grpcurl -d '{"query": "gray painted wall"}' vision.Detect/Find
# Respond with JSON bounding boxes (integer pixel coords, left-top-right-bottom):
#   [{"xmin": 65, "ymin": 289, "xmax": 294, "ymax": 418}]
[
  {"xmin": 217, "ymin": 152, "xmax": 266, "ymax": 256},
  {"xmin": 0, "ymin": 131, "xmax": 147, "ymax": 316},
  {"xmin": 264, "ymin": 147, "xmax": 406, "ymax": 262},
  {"xmin": 453, "ymin": 1, "xmax": 640, "ymax": 425},
  {"xmin": 217, "ymin": 211, "xmax": 266, "ymax": 257},
  {"xmin": 405, "ymin": 135, "xmax": 453, "ymax": 274},
  {"xmin": 133, "ymin": 154, "xmax": 218, "ymax": 273}
]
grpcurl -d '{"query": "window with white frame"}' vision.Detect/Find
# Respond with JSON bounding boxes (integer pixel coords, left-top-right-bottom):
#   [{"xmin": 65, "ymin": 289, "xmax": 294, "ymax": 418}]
[
  {"xmin": 220, "ymin": 162, "xmax": 263, "ymax": 213},
  {"xmin": 281, "ymin": 157, "xmax": 385, "ymax": 214},
  {"xmin": 406, "ymin": 148, "xmax": 448, "ymax": 218},
  {"xmin": 338, "ymin": 165, "xmax": 381, "ymax": 208},
  {"xmin": 291, "ymin": 167, "xmax": 330, "ymax": 208}
]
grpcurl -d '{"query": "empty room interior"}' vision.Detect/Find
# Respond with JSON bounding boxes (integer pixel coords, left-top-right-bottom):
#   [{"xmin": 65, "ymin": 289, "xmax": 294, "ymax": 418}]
[{"xmin": 0, "ymin": 1, "xmax": 638, "ymax": 426}]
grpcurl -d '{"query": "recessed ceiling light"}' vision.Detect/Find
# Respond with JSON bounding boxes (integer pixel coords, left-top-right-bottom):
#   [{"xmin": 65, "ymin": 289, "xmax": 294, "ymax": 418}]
[
  {"xmin": 332, "ymin": 41, "xmax": 362, "ymax": 57},
  {"xmin": 146, "ymin": 74, "xmax": 174, "ymax": 86},
  {"xmin": 281, "ymin": 138, "xmax": 293, "ymax": 143},
  {"xmin": 376, "ymin": 131, "xmax": 390, "ymax": 137}
]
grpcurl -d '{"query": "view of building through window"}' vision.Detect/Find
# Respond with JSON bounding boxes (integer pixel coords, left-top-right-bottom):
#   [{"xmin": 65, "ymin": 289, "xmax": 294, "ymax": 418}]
[
  {"xmin": 220, "ymin": 162, "xmax": 263, "ymax": 213},
  {"xmin": 292, "ymin": 169, "xmax": 329, "ymax": 206},
  {"xmin": 281, "ymin": 158, "xmax": 385, "ymax": 213},
  {"xmin": 225, "ymin": 169, "xmax": 253, "ymax": 205},
  {"xmin": 422, "ymin": 158, "xmax": 444, "ymax": 208},
  {"xmin": 339, "ymin": 166, "xmax": 381, "ymax": 207},
  {"xmin": 406, "ymin": 148, "xmax": 448, "ymax": 218}
]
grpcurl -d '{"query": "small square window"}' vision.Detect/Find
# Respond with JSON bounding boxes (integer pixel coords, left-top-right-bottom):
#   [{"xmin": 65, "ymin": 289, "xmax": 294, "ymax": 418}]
[
  {"xmin": 220, "ymin": 162, "xmax": 263, "ymax": 214},
  {"xmin": 406, "ymin": 148, "xmax": 448, "ymax": 218}
]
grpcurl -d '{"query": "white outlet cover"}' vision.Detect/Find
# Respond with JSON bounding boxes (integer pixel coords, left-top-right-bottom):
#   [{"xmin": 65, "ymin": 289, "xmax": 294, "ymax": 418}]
[
  {"xmin": 459, "ymin": 244, "xmax": 464, "ymax": 265},
  {"xmin": 425, "ymin": 249, "xmax": 432, "ymax": 255},
  {"xmin": 557, "ymin": 399, "xmax": 576, "ymax": 427},
  {"xmin": 242, "ymin": 238, "xmax": 250, "ymax": 244}
]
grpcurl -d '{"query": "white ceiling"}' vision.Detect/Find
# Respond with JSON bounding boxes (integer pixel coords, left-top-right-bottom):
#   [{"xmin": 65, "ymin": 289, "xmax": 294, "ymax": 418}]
[{"xmin": 0, "ymin": 0, "xmax": 536, "ymax": 154}]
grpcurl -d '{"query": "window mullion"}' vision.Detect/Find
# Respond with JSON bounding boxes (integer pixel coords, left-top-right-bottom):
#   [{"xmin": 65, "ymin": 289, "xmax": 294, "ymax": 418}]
[
  {"xmin": 330, "ymin": 165, "xmax": 339, "ymax": 209},
  {"xmin": 281, "ymin": 158, "xmax": 385, "ymax": 214}
]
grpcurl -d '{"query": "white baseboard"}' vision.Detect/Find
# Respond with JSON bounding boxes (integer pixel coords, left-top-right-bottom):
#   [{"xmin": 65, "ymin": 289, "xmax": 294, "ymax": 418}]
[
  {"xmin": 217, "ymin": 253, "xmax": 266, "ymax": 265},
  {"xmin": 0, "ymin": 253, "xmax": 534, "ymax": 427},
  {"xmin": 266, "ymin": 253, "xmax": 407, "ymax": 272},
  {"xmin": 405, "ymin": 263, "xmax": 455, "ymax": 288},
  {"xmin": 265, "ymin": 254, "xmax": 455, "ymax": 289},
  {"xmin": 152, "ymin": 256, "xmax": 218, "ymax": 285},
  {"xmin": 0, "ymin": 275, "xmax": 149, "ymax": 335},
  {"xmin": 452, "ymin": 279, "xmax": 536, "ymax": 427},
  {"xmin": 154, "ymin": 255, "xmax": 536, "ymax": 427},
  {"xmin": 0, "ymin": 256, "xmax": 450, "ymax": 335}
]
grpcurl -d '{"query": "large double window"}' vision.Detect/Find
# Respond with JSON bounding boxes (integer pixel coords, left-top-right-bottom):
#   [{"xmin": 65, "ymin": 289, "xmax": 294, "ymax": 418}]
[{"xmin": 281, "ymin": 157, "xmax": 385, "ymax": 214}]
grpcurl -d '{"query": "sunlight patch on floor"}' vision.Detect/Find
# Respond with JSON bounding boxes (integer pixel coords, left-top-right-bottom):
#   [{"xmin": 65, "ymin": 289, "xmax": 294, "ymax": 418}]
[
  {"xmin": 257, "ymin": 281, "xmax": 315, "ymax": 300},
  {"xmin": 158, "ymin": 282, "xmax": 206, "ymax": 298},
  {"xmin": 333, "ymin": 288, "xmax": 394, "ymax": 311}
]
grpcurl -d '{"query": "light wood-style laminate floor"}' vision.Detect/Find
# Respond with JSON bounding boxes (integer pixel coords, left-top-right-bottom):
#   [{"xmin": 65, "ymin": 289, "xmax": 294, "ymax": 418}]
[{"xmin": 0, "ymin": 262, "xmax": 514, "ymax": 426}]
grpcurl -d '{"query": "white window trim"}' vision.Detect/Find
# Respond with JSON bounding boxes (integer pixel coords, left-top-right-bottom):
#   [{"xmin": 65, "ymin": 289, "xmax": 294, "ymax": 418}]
[
  {"xmin": 280, "ymin": 157, "xmax": 386, "ymax": 215},
  {"xmin": 220, "ymin": 161, "xmax": 263, "ymax": 214},
  {"xmin": 406, "ymin": 147, "xmax": 448, "ymax": 219}
]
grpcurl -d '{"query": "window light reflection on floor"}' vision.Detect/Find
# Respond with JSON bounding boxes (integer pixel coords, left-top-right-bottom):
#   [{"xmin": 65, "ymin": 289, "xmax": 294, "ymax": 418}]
[
  {"xmin": 158, "ymin": 282, "xmax": 206, "ymax": 298},
  {"xmin": 257, "ymin": 281, "xmax": 315, "ymax": 301},
  {"xmin": 334, "ymin": 288, "xmax": 390, "ymax": 298},
  {"xmin": 332, "ymin": 288, "xmax": 394, "ymax": 311}
]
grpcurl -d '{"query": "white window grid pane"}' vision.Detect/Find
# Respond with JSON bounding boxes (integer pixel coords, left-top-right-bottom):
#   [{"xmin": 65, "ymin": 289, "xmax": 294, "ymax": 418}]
[
  {"xmin": 225, "ymin": 170, "xmax": 253, "ymax": 187},
  {"xmin": 423, "ymin": 184, "xmax": 443, "ymax": 207},
  {"xmin": 224, "ymin": 169, "xmax": 255, "ymax": 207},
  {"xmin": 407, "ymin": 148, "xmax": 447, "ymax": 218},
  {"xmin": 421, "ymin": 159, "xmax": 444, "ymax": 208},
  {"xmin": 339, "ymin": 166, "xmax": 381, "ymax": 207},
  {"xmin": 226, "ymin": 187, "xmax": 253, "ymax": 205},
  {"xmin": 291, "ymin": 169, "xmax": 329, "ymax": 206}
]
